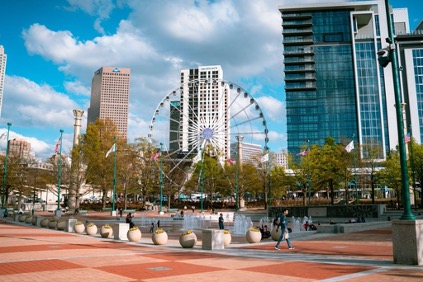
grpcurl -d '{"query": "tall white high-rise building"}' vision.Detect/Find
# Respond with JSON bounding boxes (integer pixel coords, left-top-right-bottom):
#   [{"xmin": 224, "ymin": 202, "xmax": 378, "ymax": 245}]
[
  {"xmin": 275, "ymin": 151, "xmax": 289, "ymax": 170},
  {"xmin": 230, "ymin": 141, "xmax": 262, "ymax": 164},
  {"xmin": 179, "ymin": 65, "xmax": 230, "ymax": 159},
  {"xmin": 0, "ymin": 46, "xmax": 7, "ymax": 117},
  {"xmin": 87, "ymin": 67, "xmax": 130, "ymax": 139}
]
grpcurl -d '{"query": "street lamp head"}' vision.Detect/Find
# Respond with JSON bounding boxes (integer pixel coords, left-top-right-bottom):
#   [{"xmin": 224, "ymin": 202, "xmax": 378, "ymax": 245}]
[
  {"xmin": 377, "ymin": 48, "xmax": 391, "ymax": 68},
  {"xmin": 7, "ymin": 122, "xmax": 11, "ymax": 127}
]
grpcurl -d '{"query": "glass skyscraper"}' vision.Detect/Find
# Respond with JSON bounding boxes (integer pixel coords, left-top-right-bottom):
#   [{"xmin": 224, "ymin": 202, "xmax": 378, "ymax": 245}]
[
  {"xmin": 279, "ymin": 0, "xmax": 417, "ymax": 159},
  {"xmin": 397, "ymin": 21, "xmax": 423, "ymax": 145}
]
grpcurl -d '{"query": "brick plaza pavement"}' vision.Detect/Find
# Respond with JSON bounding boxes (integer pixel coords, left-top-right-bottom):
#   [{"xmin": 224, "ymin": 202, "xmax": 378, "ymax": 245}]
[{"xmin": 1, "ymin": 212, "xmax": 422, "ymax": 281}]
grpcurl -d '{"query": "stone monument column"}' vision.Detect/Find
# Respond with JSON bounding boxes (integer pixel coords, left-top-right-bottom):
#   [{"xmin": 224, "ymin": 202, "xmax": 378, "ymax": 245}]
[
  {"xmin": 68, "ymin": 109, "xmax": 84, "ymax": 214},
  {"xmin": 73, "ymin": 109, "xmax": 84, "ymax": 146},
  {"xmin": 236, "ymin": 136, "xmax": 246, "ymax": 210}
]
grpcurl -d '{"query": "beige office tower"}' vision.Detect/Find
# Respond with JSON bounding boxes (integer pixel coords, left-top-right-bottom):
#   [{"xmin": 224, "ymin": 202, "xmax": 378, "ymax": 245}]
[
  {"xmin": 87, "ymin": 67, "xmax": 130, "ymax": 139},
  {"xmin": 179, "ymin": 65, "xmax": 230, "ymax": 160},
  {"xmin": 0, "ymin": 46, "xmax": 7, "ymax": 117},
  {"xmin": 8, "ymin": 139, "xmax": 31, "ymax": 159}
]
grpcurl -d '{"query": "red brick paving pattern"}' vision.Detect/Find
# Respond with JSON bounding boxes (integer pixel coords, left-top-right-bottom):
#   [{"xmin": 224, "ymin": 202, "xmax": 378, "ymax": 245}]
[
  {"xmin": 97, "ymin": 261, "xmax": 224, "ymax": 280},
  {"xmin": 0, "ymin": 259, "xmax": 84, "ymax": 275},
  {"xmin": 344, "ymin": 268, "xmax": 423, "ymax": 281},
  {"xmin": 143, "ymin": 251, "xmax": 222, "ymax": 261},
  {"xmin": 1, "ymin": 214, "xmax": 423, "ymax": 281},
  {"xmin": 242, "ymin": 261, "xmax": 375, "ymax": 280}
]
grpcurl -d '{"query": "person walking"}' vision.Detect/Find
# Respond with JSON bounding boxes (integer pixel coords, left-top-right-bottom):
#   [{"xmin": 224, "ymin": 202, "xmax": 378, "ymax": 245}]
[
  {"xmin": 218, "ymin": 213, "xmax": 224, "ymax": 230},
  {"xmin": 126, "ymin": 213, "xmax": 135, "ymax": 228},
  {"xmin": 275, "ymin": 208, "xmax": 294, "ymax": 250}
]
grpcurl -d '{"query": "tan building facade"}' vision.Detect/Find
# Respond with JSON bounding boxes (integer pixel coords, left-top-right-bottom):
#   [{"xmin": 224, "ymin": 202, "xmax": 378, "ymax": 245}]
[
  {"xmin": 8, "ymin": 139, "xmax": 31, "ymax": 159},
  {"xmin": 87, "ymin": 67, "xmax": 130, "ymax": 139}
]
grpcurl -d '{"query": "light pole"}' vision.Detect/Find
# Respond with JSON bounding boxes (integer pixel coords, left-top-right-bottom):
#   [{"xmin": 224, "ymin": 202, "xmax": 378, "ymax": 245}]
[
  {"xmin": 235, "ymin": 150, "xmax": 239, "ymax": 212},
  {"xmin": 112, "ymin": 136, "xmax": 117, "ymax": 214},
  {"xmin": 235, "ymin": 135, "xmax": 244, "ymax": 211},
  {"xmin": 352, "ymin": 134, "xmax": 357, "ymax": 205},
  {"xmin": 1, "ymin": 122, "xmax": 11, "ymax": 209},
  {"xmin": 159, "ymin": 142, "xmax": 163, "ymax": 214},
  {"xmin": 56, "ymin": 129, "xmax": 64, "ymax": 217},
  {"xmin": 198, "ymin": 146, "xmax": 204, "ymax": 213},
  {"xmin": 380, "ymin": 0, "xmax": 414, "ymax": 220}
]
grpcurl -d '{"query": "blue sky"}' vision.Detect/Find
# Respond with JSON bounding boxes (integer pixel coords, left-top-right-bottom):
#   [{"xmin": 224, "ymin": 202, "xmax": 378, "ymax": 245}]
[{"xmin": 0, "ymin": 0, "xmax": 421, "ymax": 160}]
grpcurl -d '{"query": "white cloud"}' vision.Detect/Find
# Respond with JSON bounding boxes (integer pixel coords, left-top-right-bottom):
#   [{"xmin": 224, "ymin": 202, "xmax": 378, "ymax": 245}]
[
  {"xmin": 13, "ymin": 0, "xmax": 290, "ymax": 157},
  {"xmin": 64, "ymin": 81, "xmax": 91, "ymax": 97},
  {"xmin": 256, "ymin": 96, "xmax": 285, "ymax": 122},
  {"xmin": 65, "ymin": 0, "xmax": 117, "ymax": 34},
  {"xmin": 0, "ymin": 129, "xmax": 71, "ymax": 160},
  {"xmin": 3, "ymin": 76, "xmax": 79, "ymax": 128}
]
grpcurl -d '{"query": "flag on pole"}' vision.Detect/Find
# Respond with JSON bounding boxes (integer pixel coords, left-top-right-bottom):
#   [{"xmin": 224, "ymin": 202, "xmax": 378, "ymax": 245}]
[
  {"xmin": 106, "ymin": 144, "xmax": 116, "ymax": 158},
  {"xmin": 298, "ymin": 149, "xmax": 308, "ymax": 156},
  {"xmin": 405, "ymin": 132, "xmax": 411, "ymax": 143},
  {"xmin": 151, "ymin": 149, "xmax": 161, "ymax": 161},
  {"xmin": 345, "ymin": 140, "xmax": 354, "ymax": 152},
  {"xmin": 54, "ymin": 138, "xmax": 61, "ymax": 153},
  {"xmin": 260, "ymin": 153, "xmax": 269, "ymax": 163},
  {"xmin": 192, "ymin": 150, "xmax": 202, "ymax": 164},
  {"xmin": 226, "ymin": 158, "xmax": 236, "ymax": 165}
]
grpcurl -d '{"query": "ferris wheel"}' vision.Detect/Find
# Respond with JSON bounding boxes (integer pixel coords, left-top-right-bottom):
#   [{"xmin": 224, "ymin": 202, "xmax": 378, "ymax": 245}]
[{"xmin": 148, "ymin": 79, "xmax": 269, "ymax": 187}]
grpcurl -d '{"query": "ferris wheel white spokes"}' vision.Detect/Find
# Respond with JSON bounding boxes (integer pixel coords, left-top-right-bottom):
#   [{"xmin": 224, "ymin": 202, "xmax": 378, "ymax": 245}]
[{"xmin": 148, "ymin": 79, "xmax": 269, "ymax": 188}]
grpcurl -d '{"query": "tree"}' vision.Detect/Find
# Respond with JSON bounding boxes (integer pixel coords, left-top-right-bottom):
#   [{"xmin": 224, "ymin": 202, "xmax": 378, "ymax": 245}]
[
  {"xmin": 313, "ymin": 137, "xmax": 345, "ymax": 205},
  {"xmin": 7, "ymin": 156, "xmax": 34, "ymax": 207},
  {"xmin": 289, "ymin": 146, "xmax": 315, "ymax": 206},
  {"xmin": 68, "ymin": 141, "xmax": 87, "ymax": 213},
  {"xmin": 408, "ymin": 138, "xmax": 423, "ymax": 208},
  {"xmin": 377, "ymin": 149, "xmax": 402, "ymax": 209},
  {"xmin": 361, "ymin": 138, "xmax": 384, "ymax": 204},
  {"xmin": 270, "ymin": 165, "xmax": 291, "ymax": 202},
  {"xmin": 81, "ymin": 118, "xmax": 121, "ymax": 209},
  {"xmin": 132, "ymin": 138, "xmax": 162, "ymax": 203}
]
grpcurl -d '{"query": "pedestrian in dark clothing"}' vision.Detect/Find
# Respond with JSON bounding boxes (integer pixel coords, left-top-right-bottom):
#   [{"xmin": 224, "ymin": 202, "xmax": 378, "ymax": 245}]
[
  {"xmin": 157, "ymin": 220, "xmax": 160, "ymax": 228},
  {"xmin": 150, "ymin": 222, "xmax": 155, "ymax": 233},
  {"xmin": 218, "ymin": 213, "xmax": 224, "ymax": 229},
  {"xmin": 275, "ymin": 208, "xmax": 294, "ymax": 250},
  {"xmin": 126, "ymin": 213, "xmax": 135, "ymax": 228},
  {"xmin": 118, "ymin": 208, "xmax": 123, "ymax": 220}
]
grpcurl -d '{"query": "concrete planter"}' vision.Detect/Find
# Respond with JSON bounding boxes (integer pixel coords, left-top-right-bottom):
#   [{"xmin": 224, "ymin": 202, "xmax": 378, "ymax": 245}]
[
  {"xmin": 179, "ymin": 232, "xmax": 197, "ymax": 248},
  {"xmin": 100, "ymin": 226, "xmax": 113, "ymax": 238},
  {"xmin": 127, "ymin": 228, "xmax": 142, "ymax": 242},
  {"xmin": 18, "ymin": 215, "xmax": 26, "ymax": 222},
  {"xmin": 57, "ymin": 220, "xmax": 66, "ymax": 230},
  {"xmin": 40, "ymin": 218, "xmax": 49, "ymax": 228},
  {"xmin": 246, "ymin": 229, "xmax": 261, "ymax": 243},
  {"xmin": 224, "ymin": 233, "xmax": 232, "ymax": 246},
  {"xmin": 48, "ymin": 220, "xmax": 57, "ymax": 229},
  {"xmin": 74, "ymin": 223, "xmax": 85, "ymax": 234},
  {"xmin": 86, "ymin": 224, "xmax": 98, "ymax": 236},
  {"xmin": 152, "ymin": 231, "xmax": 168, "ymax": 245},
  {"xmin": 25, "ymin": 216, "xmax": 33, "ymax": 224}
]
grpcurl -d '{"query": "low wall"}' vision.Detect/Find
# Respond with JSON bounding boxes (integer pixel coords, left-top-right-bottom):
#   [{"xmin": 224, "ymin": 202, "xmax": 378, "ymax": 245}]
[
  {"xmin": 269, "ymin": 204, "xmax": 386, "ymax": 219},
  {"xmin": 317, "ymin": 221, "xmax": 391, "ymax": 233}
]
